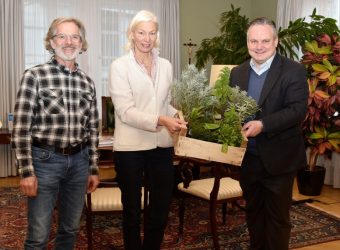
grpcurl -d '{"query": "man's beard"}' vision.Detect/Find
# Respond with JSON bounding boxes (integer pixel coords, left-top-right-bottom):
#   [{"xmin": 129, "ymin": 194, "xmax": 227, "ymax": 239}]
[{"xmin": 54, "ymin": 46, "xmax": 81, "ymax": 61}]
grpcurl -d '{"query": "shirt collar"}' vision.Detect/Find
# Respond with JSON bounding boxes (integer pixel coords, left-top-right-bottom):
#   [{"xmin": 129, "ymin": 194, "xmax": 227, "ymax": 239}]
[
  {"xmin": 130, "ymin": 48, "xmax": 159, "ymax": 62},
  {"xmin": 49, "ymin": 56, "xmax": 79, "ymax": 73},
  {"xmin": 130, "ymin": 48, "xmax": 159, "ymax": 83},
  {"xmin": 250, "ymin": 53, "xmax": 276, "ymax": 75}
]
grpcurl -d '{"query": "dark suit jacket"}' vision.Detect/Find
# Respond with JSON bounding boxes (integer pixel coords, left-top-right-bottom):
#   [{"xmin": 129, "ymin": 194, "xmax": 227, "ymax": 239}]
[{"xmin": 230, "ymin": 53, "xmax": 309, "ymax": 175}]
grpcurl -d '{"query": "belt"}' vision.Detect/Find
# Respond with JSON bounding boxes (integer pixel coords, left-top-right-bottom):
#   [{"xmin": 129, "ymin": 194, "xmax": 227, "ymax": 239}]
[{"xmin": 32, "ymin": 139, "xmax": 87, "ymax": 155}]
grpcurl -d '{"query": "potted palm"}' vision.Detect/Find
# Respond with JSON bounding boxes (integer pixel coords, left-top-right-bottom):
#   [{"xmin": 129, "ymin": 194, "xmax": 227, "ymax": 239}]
[{"xmin": 297, "ymin": 33, "xmax": 340, "ymax": 196}]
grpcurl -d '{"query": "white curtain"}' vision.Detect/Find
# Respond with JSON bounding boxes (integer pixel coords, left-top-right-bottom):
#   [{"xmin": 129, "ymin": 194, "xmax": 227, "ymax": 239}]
[
  {"xmin": 157, "ymin": 0, "xmax": 180, "ymax": 80},
  {"xmin": 276, "ymin": 0, "xmax": 303, "ymax": 29},
  {"xmin": 312, "ymin": 153, "xmax": 340, "ymax": 189},
  {"xmin": 276, "ymin": 0, "xmax": 340, "ymax": 29},
  {"xmin": 23, "ymin": 0, "xmax": 180, "ymax": 116},
  {"xmin": 0, "ymin": 0, "xmax": 24, "ymax": 177},
  {"xmin": 277, "ymin": 0, "xmax": 340, "ymax": 188}
]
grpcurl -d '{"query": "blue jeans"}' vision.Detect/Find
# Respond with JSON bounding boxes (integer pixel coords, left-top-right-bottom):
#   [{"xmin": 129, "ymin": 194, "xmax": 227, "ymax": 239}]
[
  {"xmin": 114, "ymin": 147, "xmax": 174, "ymax": 250},
  {"xmin": 24, "ymin": 146, "xmax": 89, "ymax": 250}
]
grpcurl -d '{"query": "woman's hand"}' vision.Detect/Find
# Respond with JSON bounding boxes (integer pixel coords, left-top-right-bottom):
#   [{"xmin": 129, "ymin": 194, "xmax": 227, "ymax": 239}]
[{"xmin": 158, "ymin": 115, "xmax": 187, "ymax": 134}]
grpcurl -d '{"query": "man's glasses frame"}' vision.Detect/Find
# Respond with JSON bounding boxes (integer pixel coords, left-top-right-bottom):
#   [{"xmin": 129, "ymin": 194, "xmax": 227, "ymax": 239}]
[{"xmin": 52, "ymin": 33, "xmax": 82, "ymax": 43}]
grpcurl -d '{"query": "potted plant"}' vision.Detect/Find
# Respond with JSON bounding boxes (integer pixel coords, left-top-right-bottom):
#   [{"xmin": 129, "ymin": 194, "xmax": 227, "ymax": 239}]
[
  {"xmin": 171, "ymin": 64, "xmax": 259, "ymax": 153},
  {"xmin": 297, "ymin": 33, "xmax": 340, "ymax": 196}
]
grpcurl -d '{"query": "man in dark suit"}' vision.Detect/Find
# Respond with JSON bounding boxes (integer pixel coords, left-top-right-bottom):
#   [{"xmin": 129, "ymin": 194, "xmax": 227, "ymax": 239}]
[{"xmin": 230, "ymin": 17, "xmax": 309, "ymax": 250}]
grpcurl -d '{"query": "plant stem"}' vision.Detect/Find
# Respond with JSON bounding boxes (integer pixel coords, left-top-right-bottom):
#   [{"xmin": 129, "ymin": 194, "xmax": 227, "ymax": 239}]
[{"xmin": 308, "ymin": 149, "xmax": 318, "ymax": 171}]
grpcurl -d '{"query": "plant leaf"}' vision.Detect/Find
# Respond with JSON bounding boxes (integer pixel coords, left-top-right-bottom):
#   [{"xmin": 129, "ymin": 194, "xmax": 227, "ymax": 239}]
[
  {"xmin": 328, "ymin": 132, "xmax": 340, "ymax": 139},
  {"xmin": 204, "ymin": 123, "xmax": 220, "ymax": 130}
]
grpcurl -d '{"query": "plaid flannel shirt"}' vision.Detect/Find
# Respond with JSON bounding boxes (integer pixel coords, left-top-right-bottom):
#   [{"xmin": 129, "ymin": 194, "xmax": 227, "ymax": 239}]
[{"xmin": 12, "ymin": 57, "xmax": 99, "ymax": 178}]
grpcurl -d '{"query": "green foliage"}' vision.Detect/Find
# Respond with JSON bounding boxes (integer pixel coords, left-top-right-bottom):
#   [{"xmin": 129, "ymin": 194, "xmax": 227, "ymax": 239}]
[
  {"xmin": 171, "ymin": 64, "xmax": 215, "ymax": 125},
  {"xmin": 195, "ymin": 4, "xmax": 249, "ymax": 69},
  {"xmin": 277, "ymin": 9, "xmax": 340, "ymax": 60},
  {"xmin": 211, "ymin": 68, "xmax": 232, "ymax": 114},
  {"xmin": 203, "ymin": 107, "xmax": 244, "ymax": 152},
  {"xmin": 213, "ymin": 67, "xmax": 260, "ymax": 123},
  {"xmin": 171, "ymin": 65, "xmax": 260, "ymax": 151},
  {"xmin": 194, "ymin": 6, "xmax": 340, "ymax": 69}
]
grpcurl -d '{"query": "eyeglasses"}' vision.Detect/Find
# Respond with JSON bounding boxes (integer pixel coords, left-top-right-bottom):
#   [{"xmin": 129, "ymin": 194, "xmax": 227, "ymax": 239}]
[{"xmin": 52, "ymin": 33, "xmax": 82, "ymax": 43}]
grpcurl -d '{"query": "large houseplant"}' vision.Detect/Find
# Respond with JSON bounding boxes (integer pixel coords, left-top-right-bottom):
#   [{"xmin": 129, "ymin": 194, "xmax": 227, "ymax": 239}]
[
  {"xmin": 195, "ymin": 4, "xmax": 249, "ymax": 69},
  {"xmin": 297, "ymin": 33, "xmax": 340, "ymax": 195}
]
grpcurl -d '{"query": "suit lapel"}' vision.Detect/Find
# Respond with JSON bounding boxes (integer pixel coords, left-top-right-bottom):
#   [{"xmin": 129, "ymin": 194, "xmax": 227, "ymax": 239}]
[{"xmin": 258, "ymin": 54, "xmax": 282, "ymax": 107}]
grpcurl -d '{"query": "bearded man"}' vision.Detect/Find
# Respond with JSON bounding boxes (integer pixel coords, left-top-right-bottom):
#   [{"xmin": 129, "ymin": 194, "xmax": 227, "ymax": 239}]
[{"xmin": 12, "ymin": 17, "xmax": 100, "ymax": 249}]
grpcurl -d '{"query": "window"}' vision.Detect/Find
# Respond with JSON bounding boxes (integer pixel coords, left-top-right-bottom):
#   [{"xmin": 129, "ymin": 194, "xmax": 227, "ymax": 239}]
[
  {"xmin": 300, "ymin": 0, "xmax": 340, "ymax": 24},
  {"xmin": 277, "ymin": 0, "xmax": 340, "ymax": 29},
  {"xmin": 100, "ymin": 8, "xmax": 136, "ymax": 94}
]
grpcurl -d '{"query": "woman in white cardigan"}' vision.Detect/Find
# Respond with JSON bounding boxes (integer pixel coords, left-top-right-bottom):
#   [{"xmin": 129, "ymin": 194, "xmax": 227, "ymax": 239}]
[{"xmin": 109, "ymin": 10, "xmax": 187, "ymax": 250}]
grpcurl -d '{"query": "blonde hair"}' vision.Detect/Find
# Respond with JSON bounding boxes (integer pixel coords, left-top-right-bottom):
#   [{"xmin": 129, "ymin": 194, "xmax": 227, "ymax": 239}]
[
  {"xmin": 44, "ymin": 17, "xmax": 88, "ymax": 54},
  {"xmin": 126, "ymin": 10, "xmax": 160, "ymax": 50}
]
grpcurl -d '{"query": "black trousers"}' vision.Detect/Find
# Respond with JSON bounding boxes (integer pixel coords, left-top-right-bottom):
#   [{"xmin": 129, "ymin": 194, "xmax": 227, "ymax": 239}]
[
  {"xmin": 240, "ymin": 152, "xmax": 296, "ymax": 250},
  {"xmin": 114, "ymin": 147, "xmax": 174, "ymax": 250}
]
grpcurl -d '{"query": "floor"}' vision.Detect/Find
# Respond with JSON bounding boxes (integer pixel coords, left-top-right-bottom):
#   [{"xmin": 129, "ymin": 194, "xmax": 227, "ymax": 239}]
[
  {"xmin": 1, "ymin": 174, "xmax": 339, "ymax": 250},
  {"xmin": 292, "ymin": 181, "xmax": 340, "ymax": 249}
]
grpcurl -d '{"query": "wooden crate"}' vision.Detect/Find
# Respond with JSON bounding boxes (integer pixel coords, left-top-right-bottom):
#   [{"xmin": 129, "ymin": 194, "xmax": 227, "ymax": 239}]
[{"xmin": 173, "ymin": 113, "xmax": 247, "ymax": 166}]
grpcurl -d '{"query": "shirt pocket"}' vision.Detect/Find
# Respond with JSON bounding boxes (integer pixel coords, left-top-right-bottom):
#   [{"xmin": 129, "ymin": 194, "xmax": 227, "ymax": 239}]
[
  {"xmin": 39, "ymin": 88, "xmax": 65, "ymax": 114},
  {"xmin": 78, "ymin": 91, "xmax": 93, "ymax": 117}
]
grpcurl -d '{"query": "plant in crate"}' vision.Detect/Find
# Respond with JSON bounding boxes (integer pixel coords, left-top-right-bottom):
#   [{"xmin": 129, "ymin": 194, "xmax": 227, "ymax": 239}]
[
  {"xmin": 297, "ymin": 33, "xmax": 340, "ymax": 195},
  {"xmin": 171, "ymin": 64, "xmax": 259, "ymax": 153}
]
